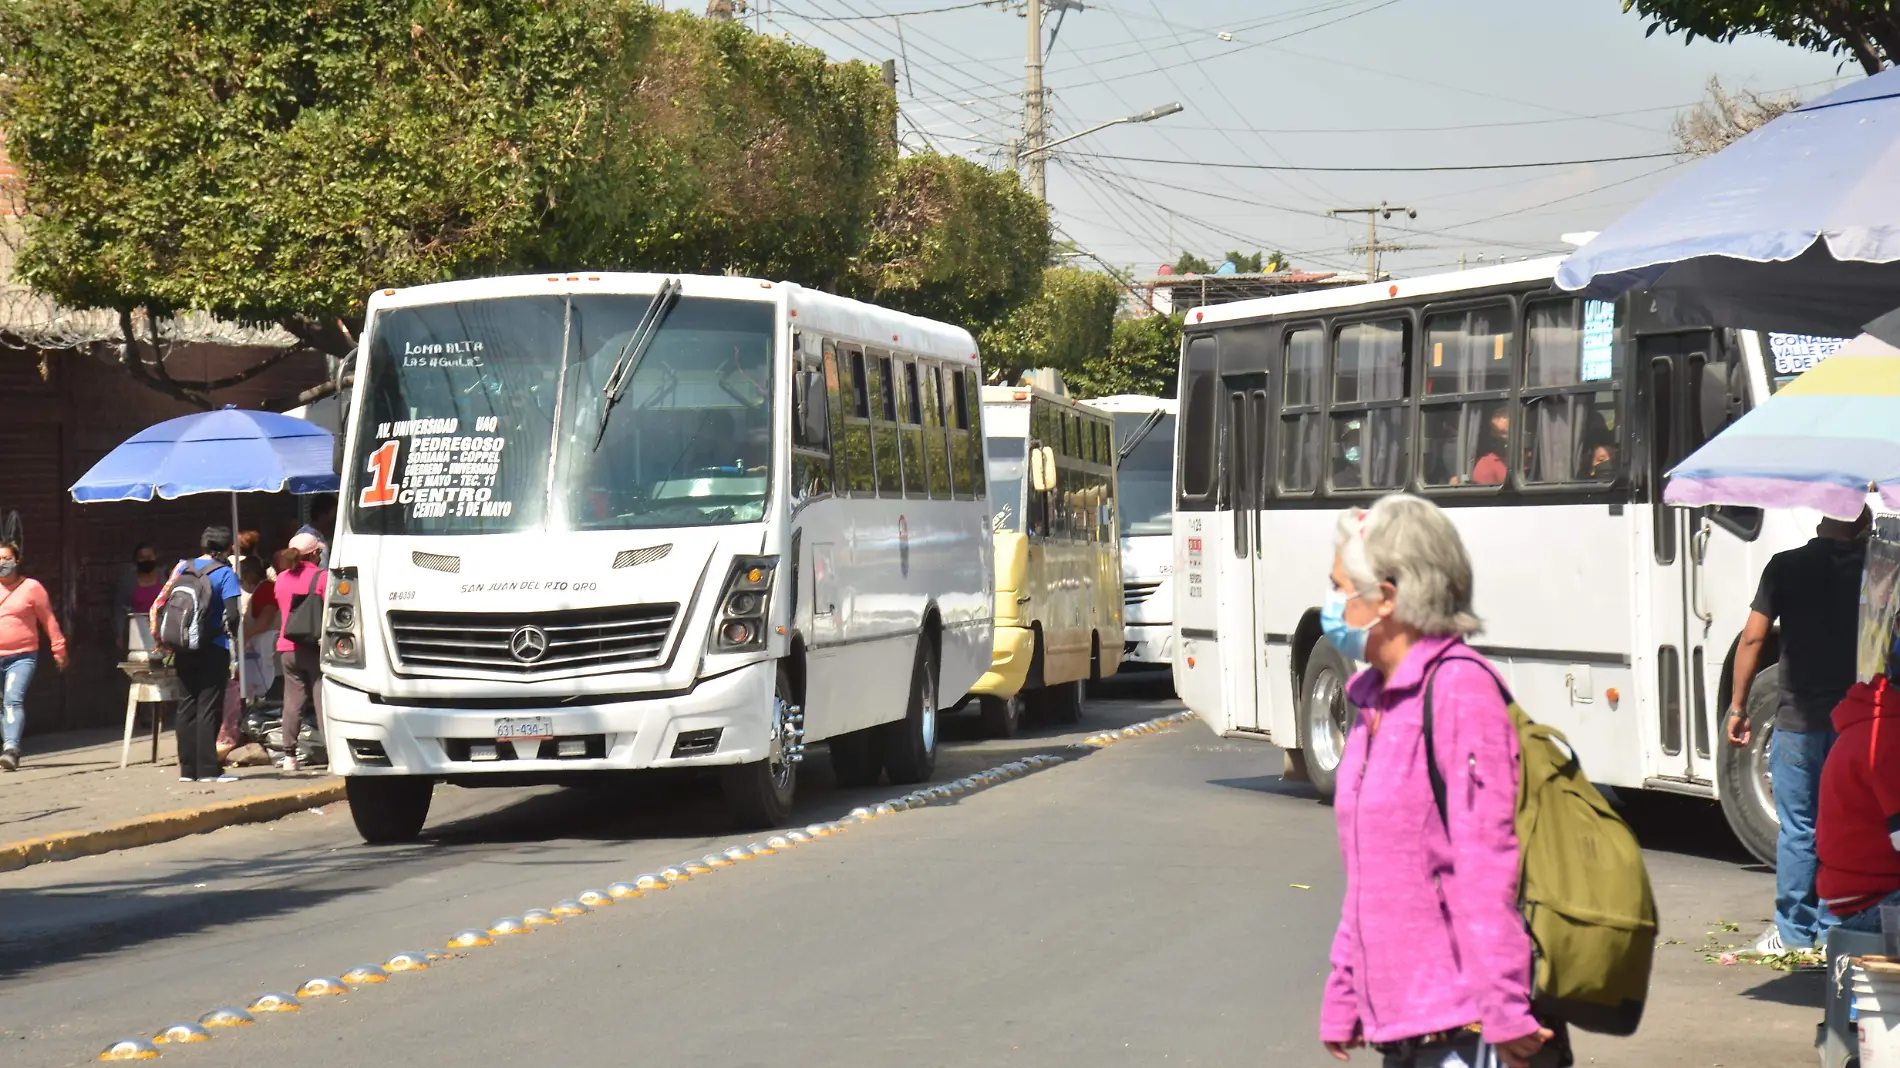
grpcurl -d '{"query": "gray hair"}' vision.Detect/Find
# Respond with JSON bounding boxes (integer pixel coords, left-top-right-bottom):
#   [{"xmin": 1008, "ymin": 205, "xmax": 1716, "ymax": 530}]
[{"xmin": 1334, "ymin": 494, "xmax": 1481, "ymax": 637}]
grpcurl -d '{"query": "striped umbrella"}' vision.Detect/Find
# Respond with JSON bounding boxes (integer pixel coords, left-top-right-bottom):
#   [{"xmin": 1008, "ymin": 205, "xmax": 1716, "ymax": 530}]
[{"xmin": 1664, "ymin": 332, "xmax": 1900, "ymax": 519}]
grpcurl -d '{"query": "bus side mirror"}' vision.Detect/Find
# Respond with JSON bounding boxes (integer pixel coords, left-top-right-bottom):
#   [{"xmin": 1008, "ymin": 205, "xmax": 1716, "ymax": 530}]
[{"xmin": 1030, "ymin": 446, "xmax": 1057, "ymax": 493}]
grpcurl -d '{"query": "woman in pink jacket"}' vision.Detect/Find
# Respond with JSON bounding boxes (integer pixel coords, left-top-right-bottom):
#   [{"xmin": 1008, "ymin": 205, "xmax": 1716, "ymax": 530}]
[
  {"xmin": 0, "ymin": 539, "xmax": 67, "ymax": 772},
  {"xmin": 1319, "ymin": 495, "xmax": 1562, "ymax": 1068}
]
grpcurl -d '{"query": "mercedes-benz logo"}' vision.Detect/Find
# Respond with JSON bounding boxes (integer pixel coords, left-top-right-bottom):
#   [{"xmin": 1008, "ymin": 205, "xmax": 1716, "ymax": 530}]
[{"xmin": 508, "ymin": 625, "xmax": 550, "ymax": 663}]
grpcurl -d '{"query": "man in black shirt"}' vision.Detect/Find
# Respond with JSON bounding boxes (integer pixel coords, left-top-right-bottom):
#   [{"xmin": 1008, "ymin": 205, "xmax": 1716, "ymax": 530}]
[{"xmin": 1729, "ymin": 506, "xmax": 1871, "ymax": 954}]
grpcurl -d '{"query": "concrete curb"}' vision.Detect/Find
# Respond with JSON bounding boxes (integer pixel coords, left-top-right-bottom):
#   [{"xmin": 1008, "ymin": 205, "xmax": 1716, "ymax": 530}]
[{"xmin": 0, "ymin": 780, "xmax": 346, "ymax": 875}]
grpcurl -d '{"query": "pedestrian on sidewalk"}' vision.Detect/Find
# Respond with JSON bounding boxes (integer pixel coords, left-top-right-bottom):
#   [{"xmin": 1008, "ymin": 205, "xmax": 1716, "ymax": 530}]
[
  {"xmin": 216, "ymin": 556, "xmax": 280, "ymax": 761},
  {"xmin": 273, "ymin": 533, "xmax": 327, "ymax": 773},
  {"xmin": 1816, "ymin": 668, "xmax": 1900, "ymax": 930},
  {"xmin": 1728, "ymin": 506, "xmax": 1870, "ymax": 954},
  {"xmin": 1318, "ymin": 495, "xmax": 1562, "ymax": 1068},
  {"xmin": 0, "ymin": 540, "xmax": 68, "ymax": 771},
  {"xmin": 114, "ymin": 542, "xmax": 166, "ymax": 649},
  {"xmin": 297, "ymin": 497, "xmax": 335, "ymax": 569},
  {"xmin": 151, "ymin": 526, "xmax": 244, "ymax": 784}
]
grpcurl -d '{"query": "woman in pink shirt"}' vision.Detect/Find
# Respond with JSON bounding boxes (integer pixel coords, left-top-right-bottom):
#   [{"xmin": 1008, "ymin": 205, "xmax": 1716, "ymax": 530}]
[
  {"xmin": 0, "ymin": 539, "xmax": 67, "ymax": 771},
  {"xmin": 1318, "ymin": 496, "xmax": 1561, "ymax": 1068},
  {"xmin": 273, "ymin": 533, "xmax": 327, "ymax": 772}
]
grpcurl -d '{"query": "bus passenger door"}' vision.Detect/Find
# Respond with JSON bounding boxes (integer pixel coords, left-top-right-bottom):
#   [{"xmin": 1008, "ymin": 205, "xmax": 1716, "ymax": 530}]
[{"xmin": 1221, "ymin": 375, "xmax": 1270, "ymax": 731}]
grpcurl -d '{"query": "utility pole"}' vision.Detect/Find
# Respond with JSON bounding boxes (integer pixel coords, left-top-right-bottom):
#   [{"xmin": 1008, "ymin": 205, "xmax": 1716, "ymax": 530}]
[
  {"xmin": 1022, "ymin": 0, "xmax": 1047, "ymax": 202},
  {"xmin": 1328, "ymin": 201, "xmax": 1418, "ymax": 282}
]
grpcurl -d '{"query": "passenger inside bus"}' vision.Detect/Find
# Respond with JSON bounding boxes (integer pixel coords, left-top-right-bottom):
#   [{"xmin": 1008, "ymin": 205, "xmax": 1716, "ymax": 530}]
[{"xmin": 1470, "ymin": 409, "xmax": 1510, "ymax": 486}]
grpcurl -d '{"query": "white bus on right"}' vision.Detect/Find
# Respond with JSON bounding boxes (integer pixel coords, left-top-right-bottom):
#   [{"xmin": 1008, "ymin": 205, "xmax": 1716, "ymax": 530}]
[{"xmin": 1170, "ymin": 255, "xmax": 1849, "ymax": 864}]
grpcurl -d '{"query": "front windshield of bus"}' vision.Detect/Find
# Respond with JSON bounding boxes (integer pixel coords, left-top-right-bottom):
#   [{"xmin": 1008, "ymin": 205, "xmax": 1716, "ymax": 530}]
[
  {"xmin": 349, "ymin": 293, "xmax": 774, "ymax": 536},
  {"xmin": 1114, "ymin": 412, "xmax": 1175, "ymax": 537}
]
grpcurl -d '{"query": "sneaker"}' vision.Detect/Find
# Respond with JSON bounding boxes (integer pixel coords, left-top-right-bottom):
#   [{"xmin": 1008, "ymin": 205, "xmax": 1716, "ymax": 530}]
[
  {"xmin": 0, "ymin": 749, "xmax": 17, "ymax": 772},
  {"xmin": 1749, "ymin": 926, "xmax": 1788, "ymax": 955},
  {"xmin": 179, "ymin": 776, "xmax": 195, "ymax": 783},
  {"xmin": 278, "ymin": 756, "xmax": 301, "ymax": 773},
  {"xmin": 199, "ymin": 775, "xmax": 240, "ymax": 783}
]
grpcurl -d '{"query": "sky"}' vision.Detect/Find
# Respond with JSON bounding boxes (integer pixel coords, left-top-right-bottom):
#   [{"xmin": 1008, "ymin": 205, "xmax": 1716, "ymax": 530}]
[{"xmin": 719, "ymin": 0, "xmax": 1857, "ymax": 281}]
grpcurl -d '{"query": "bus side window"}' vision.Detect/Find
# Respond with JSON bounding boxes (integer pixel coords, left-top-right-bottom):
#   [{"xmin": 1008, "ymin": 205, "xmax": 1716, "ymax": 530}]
[
  {"xmin": 1418, "ymin": 305, "xmax": 1512, "ymax": 489},
  {"xmin": 1329, "ymin": 319, "xmax": 1411, "ymax": 493},
  {"xmin": 963, "ymin": 370, "xmax": 987, "ymax": 498},
  {"xmin": 1278, "ymin": 326, "xmax": 1324, "ymax": 494},
  {"xmin": 1178, "ymin": 336, "xmax": 1219, "ymax": 506},
  {"xmin": 946, "ymin": 367, "xmax": 972, "ymax": 498},
  {"xmin": 1522, "ymin": 300, "xmax": 1620, "ymax": 485},
  {"xmin": 839, "ymin": 344, "xmax": 876, "ymax": 496},
  {"xmin": 922, "ymin": 362, "xmax": 952, "ymax": 500},
  {"xmin": 791, "ymin": 336, "xmax": 833, "ymax": 509},
  {"xmin": 869, "ymin": 351, "xmax": 904, "ymax": 497},
  {"xmin": 897, "ymin": 358, "xmax": 928, "ymax": 499}
]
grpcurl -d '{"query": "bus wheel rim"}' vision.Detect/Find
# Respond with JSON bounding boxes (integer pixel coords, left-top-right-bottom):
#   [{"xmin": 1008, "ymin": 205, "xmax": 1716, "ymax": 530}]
[
  {"xmin": 1308, "ymin": 669, "xmax": 1347, "ymax": 772},
  {"xmin": 1750, "ymin": 726, "xmax": 1777, "ymax": 829},
  {"xmin": 920, "ymin": 673, "xmax": 937, "ymax": 756}
]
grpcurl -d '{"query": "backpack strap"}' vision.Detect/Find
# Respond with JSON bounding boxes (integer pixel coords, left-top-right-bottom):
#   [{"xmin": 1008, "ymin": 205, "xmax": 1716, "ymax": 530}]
[{"xmin": 1420, "ymin": 653, "xmax": 1513, "ymax": 828}]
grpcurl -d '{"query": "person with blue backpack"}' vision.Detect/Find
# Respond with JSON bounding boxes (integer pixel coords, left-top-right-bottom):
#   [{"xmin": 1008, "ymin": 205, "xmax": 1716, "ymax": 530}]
[{"xmin": 149, "ymin": 526, "xmax": 245, "ymax": 783}]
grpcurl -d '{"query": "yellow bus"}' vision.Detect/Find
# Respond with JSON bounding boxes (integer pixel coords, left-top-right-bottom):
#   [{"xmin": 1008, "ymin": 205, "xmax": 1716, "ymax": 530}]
[{"xmin": 966, "ymin": 382, "xmax": 1124, "ymax": 736}]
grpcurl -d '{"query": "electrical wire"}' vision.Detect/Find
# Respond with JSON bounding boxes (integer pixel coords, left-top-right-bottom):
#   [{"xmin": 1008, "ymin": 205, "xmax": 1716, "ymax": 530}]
[{"xmin": 1052, "ymin": 149, "xmax": 1678, "ymax": 173}]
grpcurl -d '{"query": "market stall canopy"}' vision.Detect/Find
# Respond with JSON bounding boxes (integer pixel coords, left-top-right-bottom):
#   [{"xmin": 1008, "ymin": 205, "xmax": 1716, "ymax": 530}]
[
  {"xmin": 69, "ymin": 407, "xmax": 338, "ymax": 503},
  {"xmin": 1556, "ymin": 70, "xmax": 1900, "ymax": 338},
  {"xmin": 1663, "ymin": 332, "xmax": 1900, "ymax": 520}
]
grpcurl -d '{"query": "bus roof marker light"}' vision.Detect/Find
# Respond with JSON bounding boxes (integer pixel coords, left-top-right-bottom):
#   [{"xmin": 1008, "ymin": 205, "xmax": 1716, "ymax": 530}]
[
  {"xmin": 382, "ymin": 288, "xmax": 395, "ymax": 296},
  {"xmin": 152, "ymin": 1023, "xmax": 212, "ymax": 1045},
  {"xmin": 1389, "ymin": 285, "xmax": 1399, "ymax": 297},
  {"xmin": 97, "ymin": 1038, "xmax": 160, "ymax": 1061}
]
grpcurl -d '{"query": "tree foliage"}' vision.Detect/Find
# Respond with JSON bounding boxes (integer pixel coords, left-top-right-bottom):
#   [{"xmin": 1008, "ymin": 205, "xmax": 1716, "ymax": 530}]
[
  {"xmin": 1623, "ymin": 0, "xmax": 1899, "ymax": 75},
  {"xmin": 976, "ymin": 266, "xmax": 1117, "ymax": 384},
  {"xmin": 0, "ymin": 0, "xmax": 1045, "ymax": 404},
  {"xmin": 1170, "ymin": 248, "xmax": 1290, "ymax": 275},
  {"xmin": 1673, "ymin": 76, "xmax": 1803, "ymax": 156},
  {"xmin": 1067, "ymin": 312, "xmax": 1182, "ymax": 399}
]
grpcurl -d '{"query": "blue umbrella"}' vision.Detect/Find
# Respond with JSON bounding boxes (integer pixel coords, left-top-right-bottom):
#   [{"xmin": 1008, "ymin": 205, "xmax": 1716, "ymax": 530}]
[
  {"xmin": 1556, "ymin": 69, "xmax": 1900, "ymax": 337},
  {"xmin": 70, "ymin": 407, "xmax": 338, "ymax": 503}
]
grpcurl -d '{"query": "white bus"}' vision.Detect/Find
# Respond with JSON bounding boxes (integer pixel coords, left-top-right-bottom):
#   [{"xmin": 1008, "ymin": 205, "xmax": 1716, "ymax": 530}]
[
  {"xmin": 1172, "ymin": 256, "xmax": 1833, "ymax": 863},
  {"xmin": 1087, "ymin": 395, "xmax": 1178, "ymax": 672},
  {"xmin": 320, "ymin": 273, "xmax": 993, "ymax": 841}
]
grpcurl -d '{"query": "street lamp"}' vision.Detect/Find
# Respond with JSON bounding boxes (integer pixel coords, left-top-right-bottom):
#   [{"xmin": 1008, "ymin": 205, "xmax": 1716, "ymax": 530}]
[{"xmin": 1020, "ymin": 101, "xmax": 1185, "ymax": 162}]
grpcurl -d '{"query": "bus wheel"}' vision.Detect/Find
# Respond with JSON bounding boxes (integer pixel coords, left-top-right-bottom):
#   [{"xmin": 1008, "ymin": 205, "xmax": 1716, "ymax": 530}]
[
  {"xmin": 1043, "ymin": 680, "xmax": 1083, "ymax": 725},
  {"xmin": 979, "ymin": 694, "xmax": 1024, "ymax": 739},
  {"xmin": 1298, "ymin": 641, "xmax": 1358, "ymax": 802},
  {"xmin": 878, "ymin": 638, "xmax": 939, "ymax": 785},
  {"xmin": 345, "ymin": 775, "xmax": 433, "ymax": 844},
  {"xmin": 828, "ymin": 730, "xmax": 883, "ymax": 789},
  {"xmin": 1718, "ymin": 664, "xmax": 1780, "ymax": 867},
  {"xmin": 723, "ymin": 664, "xmax": 800, "ymax": 828}
]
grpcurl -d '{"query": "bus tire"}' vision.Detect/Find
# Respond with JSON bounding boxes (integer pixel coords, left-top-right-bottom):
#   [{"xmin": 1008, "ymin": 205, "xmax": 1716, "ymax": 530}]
[
  {"xmin": 1718, "ymin": 663, "xmax": 1781, "ymax": 867},
  {"xmin": 1297, "ymin": 641, "xmax": 1359, "ymax": 802},
  {"xmin": 828, "ymin": 730, "xmax": 882, "ymax": 789},
  {"xmin": 979, "ymin": 694, "xmax": 1024, "ymax": 739},
  {"xmin": 1043, "ymin": 680, "xmax": 1083, "ymax": 725},
  {"xmin": 345, "ymin": 775, "xmax": 433, "ymax": 845},
  {"xmin": 878, "ymin": 638, "xmax": 939, "ymax": 785},
  {"xmin": 722, "ymin": 664, "xmax": 800, "ymax": 828}
]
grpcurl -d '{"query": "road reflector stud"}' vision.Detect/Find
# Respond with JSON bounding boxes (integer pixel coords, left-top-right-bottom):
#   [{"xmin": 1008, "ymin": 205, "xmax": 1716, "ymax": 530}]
[
  {"xmin": 342, "ymin": 964, "xmax": 391, "ymax": 984},
  {"xmin": 725, "ymin": 845, "xmax": 756, "ymax": 861},
  {"xmin": 385, "ymin": 952, "xmax": 432, "ymax": 972},
  {"xmin": 449, "ymin": 929, "xmax": 494, "ymax": 948},
  {"xmin": 297, "ymin": 977, "xmax": 350, "ymax": 997},
  {"xmin": 152, "ymin": 1023, "xmax": 211, "ymax": 1045},
  {"xmin": 786, "ymin": 830, "xmax": 813, "ymax": 844},
  {"xmin": 659, "ymin": 866, "xmax": 691, "ymax": 883},
  {"xmin": 684, "ymin": 858, "xmax": 715, "ymax": 874},
  {"xmin": 198, "ymin": 1008, "xmax": 254, "ymax": 1029},
  {"xmin": 522, "ymin": 910, "xmax": 560, "ymax": 927},
  {"xmin": 633, "ymin": 874, "xmax": 671, "ymax": 891},
  {"xmin": 823, "ymin": 821, "xmax": 847, "ymax": 833},
  {"xmin": 766, "ymin": 835, "xmax": 794, "ymax": 850},
  {"xmin": 805, "ymin": 823, "xmax": 832, "ymax": 837},
  {"xmin": 578, "ymin": 889, "xmax": 615, "ymax": 907},
  {"xmin": 487, "ymin": 917, "xmax": 533, "ymax": 936},
  {"xmin": 551, "ymin": 899, "xmax": 592, "ymax": 917},
  {"xmin": 98, "ymin": 1038, "xmax": 160, "ymax": 1061},
  {"xmin": 246, "ymin": 992, "xmax": 301, "ymax": 1013},
  {"xmin": 872, "ymin": 803, "xmax": 895, "ymax": 817},
  {"xmin": 884, "ymin": 798, "xmax": 910, "ymax": 812},
  {"xmin": 701, "ymin": 853, "xmax": 734, "ymax": 869},
  {"xmin": 746, "ymin": 841, "xmax": 777, "ymax": 855},
  {"xmin": 848, "ymin": 806, "xmax": 876, "ymax": 820},
  {"xmin": 607, "ymin": 882, "xmax": 644, "ymax": 899}
]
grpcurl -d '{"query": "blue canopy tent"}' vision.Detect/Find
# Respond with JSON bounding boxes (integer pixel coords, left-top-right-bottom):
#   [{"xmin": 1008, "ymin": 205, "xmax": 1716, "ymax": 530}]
[
  {"xmin": 70, "ymin": 407, "xmax": 340, "ymax": 720},
  {"xmin": 1556, "ymin": 69, "xmax": 1900, "ymax": 338}
]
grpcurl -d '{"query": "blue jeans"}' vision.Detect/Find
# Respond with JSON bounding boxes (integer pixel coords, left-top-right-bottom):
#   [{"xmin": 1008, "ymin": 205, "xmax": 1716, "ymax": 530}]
[
  {"xmin": 1773, "ymin": 728, "xmax": 1839, "ymax": 948},
  {"xmin": 1, "ymin": 652, "xmax": 36, "ymax": 752},
  {"xmin": 1836, "ymin": 888, "xmax": 1900, "ymax": 933}
]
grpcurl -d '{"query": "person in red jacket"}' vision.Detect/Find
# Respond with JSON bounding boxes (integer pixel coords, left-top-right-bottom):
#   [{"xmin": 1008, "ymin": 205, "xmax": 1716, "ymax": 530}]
[{"xmin": 1818, "ymin": 673, "xmax": 1900, "ymax": 928}]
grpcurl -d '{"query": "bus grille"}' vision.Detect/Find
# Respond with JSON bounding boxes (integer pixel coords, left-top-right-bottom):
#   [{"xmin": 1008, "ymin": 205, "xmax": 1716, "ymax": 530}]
[
  {"xmin": 1124, "ymin": 581, "xmax": 1162, "ymax": 607},
  {"xmin": 387, "ymin": 604, "xmax": 679, "ymax": 674}
]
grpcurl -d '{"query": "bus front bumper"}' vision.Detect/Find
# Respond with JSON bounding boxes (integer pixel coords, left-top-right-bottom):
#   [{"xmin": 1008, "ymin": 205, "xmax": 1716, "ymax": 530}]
[
  {"xmin": 968, "ymin": 625, "xmax": 1035, "ymax": 698},
  {"xmin": 322, "ymin": 660, "xmax": 777, "ymax": 777},
  {"xmin": 1121, "ymin": 623, "xmax": 1173, "ymax": 666}
]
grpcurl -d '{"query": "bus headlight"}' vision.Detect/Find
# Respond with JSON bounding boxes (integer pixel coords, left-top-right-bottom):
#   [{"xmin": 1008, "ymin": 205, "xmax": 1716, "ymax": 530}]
[
  {"xmin": 322, "ymin": 566, "xmax": 365, "ymax": 668},
  {"xmin": 711, "ymin": 556, "xmax": 776, "ymax": 653}
]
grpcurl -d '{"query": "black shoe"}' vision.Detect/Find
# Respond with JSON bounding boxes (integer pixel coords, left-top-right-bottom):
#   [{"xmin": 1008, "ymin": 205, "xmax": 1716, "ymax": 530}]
[{"xmin": 0, "ymin": 749, "xmax": 18, "ymax": 772}]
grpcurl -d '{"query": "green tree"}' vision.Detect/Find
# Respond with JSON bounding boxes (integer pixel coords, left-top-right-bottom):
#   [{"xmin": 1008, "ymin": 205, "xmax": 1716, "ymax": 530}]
[
  {"xmin": 1172, "ymin": 249, "xmax": 1291, "ymax": 275},
  {"xmin": 1172, "ymin": 251, "xmax": 1215, "ymax": 275},
  {"xmin": 976, "ymin": 266, "xmax": 1118, "ymax": 384},
  {"xmin": 1623, "ymin": 0, "xmax": 1898, "ymax": 75},
  {"xmin": 0, "ymin": 0, "xmax": 902, "ymax": 403},
  {"xmin": 1067, "ymin": 312, "xmax": 1183, "ymax": 399}
]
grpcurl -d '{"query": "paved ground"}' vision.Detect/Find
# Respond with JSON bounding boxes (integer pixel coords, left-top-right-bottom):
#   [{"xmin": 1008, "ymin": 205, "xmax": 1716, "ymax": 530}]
[{"xmin": 1, "ymin": 679, "xmax": 1820, "ymax": 1067}]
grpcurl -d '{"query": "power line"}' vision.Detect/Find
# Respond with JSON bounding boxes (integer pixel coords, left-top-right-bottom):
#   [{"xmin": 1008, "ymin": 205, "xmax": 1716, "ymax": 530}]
[
  {"xmin": 776, "ymin": 0, "xmax": 999, "ymax": 19},
  {"xmin": 1052, "ymin": 149, "xmax": 1678, "ymax": 173}
]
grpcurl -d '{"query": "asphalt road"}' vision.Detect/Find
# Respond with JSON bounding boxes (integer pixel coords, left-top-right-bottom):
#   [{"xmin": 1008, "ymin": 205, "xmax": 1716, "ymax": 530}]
[{"xmin": 1, "ymin": 678, "xmax": 1821, "ymax": 1067}]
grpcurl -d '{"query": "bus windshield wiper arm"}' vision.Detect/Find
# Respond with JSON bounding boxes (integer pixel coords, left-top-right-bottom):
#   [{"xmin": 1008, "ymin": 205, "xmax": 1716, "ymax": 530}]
[
  {"xmin": 1118, "ymin": 409, "xmax": 1166, "ymax": 461},
  {"xmin": 593, "ymin": 277, "xmax": 682, "ymax": 450}
]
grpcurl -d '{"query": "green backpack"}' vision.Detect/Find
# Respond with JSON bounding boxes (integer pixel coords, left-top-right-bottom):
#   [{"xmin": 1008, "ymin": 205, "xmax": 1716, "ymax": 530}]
[{"xmin": 1423, "ymin": 656, "xmax": 1658, "ymax": 1036}]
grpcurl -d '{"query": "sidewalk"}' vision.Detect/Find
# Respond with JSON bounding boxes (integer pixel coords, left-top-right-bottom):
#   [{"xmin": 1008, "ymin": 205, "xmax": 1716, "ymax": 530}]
[{"xmin": 0, "ymin": 727, "xmax": 342, "ymax": 873}]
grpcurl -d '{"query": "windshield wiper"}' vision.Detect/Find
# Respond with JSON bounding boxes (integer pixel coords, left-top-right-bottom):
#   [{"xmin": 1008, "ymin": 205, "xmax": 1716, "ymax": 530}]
[
  {"xmin": 593, "ymin": 277, "xmax": 682, "ymax": 450},
  {"xmin": 1117, "ymin": 409, "xmax": 1166, "ymax": 462}
]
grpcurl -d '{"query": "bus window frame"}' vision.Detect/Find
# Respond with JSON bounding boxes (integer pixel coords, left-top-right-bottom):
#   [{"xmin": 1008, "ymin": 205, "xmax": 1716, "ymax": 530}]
[
  {"xmin": 1177, "ymin": 334, "xmax": 1220, "ymax": 510},
  {"xmin": 789, "ymin": 331, "xmax": 835, "ymax": 513},
  {"xmin": 1516, "ymin": 294, "xmax": 1628, "ymax": 494},
  {"xmin": 837, "ymin": 341, "xmax": 876, "ymax": 498},
  {"xmin": 1275, "ymin": 320, "xmax": 1327, "ymax": 499},
  {"xmin": 1324, "ymin": 311, "xmax": 1416, "ymax": 498},
  {"xmin": 1413, "ymin": 297, "xmax": 1516, "ymax": 497}
]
